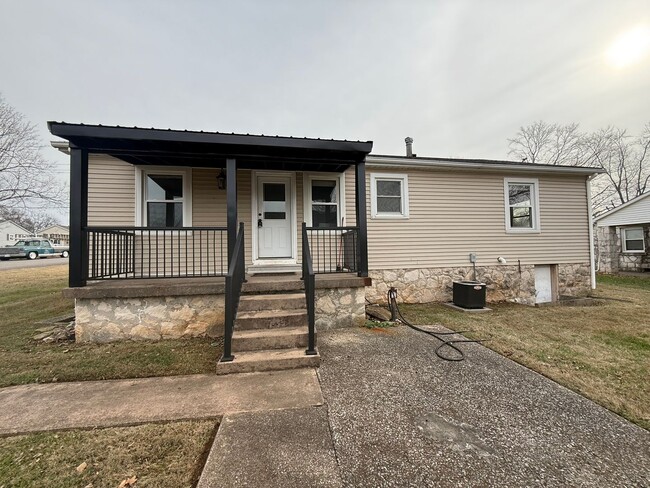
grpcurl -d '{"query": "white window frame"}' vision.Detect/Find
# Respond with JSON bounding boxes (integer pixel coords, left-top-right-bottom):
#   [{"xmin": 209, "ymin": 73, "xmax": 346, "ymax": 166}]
[
  {"xmin": 504, "ymin": 177, "xmax": 540, "ymax": 233},
  {"xmin": 622, "ymin": 227, "xmax": 645, "ymax": 253},
  {"xmin": 135, "ymin": 166, "xmax": 192, "ymax": 227},
  {"xmin": 303, "ymin": 173, "xmax": 346, "ymax": 227},
  {"xmin": 370, "ymin": 173, "xmax": 409, "ymax": 219}
]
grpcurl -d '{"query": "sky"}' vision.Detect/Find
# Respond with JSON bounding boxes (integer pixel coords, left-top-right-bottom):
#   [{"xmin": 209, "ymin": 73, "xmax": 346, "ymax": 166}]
[{"xmin": 1, "ymin": 0, "xmax": 650, "ymax": 220}]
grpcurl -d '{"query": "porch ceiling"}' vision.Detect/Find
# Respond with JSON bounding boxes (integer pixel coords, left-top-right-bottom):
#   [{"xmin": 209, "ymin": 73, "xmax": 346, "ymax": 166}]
[{"xmin": 48, "ymin": 122, "xmax": 373, "ymax": 172}]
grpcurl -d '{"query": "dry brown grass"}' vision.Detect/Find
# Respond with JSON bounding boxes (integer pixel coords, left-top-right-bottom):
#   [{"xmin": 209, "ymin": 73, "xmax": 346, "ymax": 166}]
[
  {"xmin": 0, "ymin": 265, "xmax": 220, "ymax": 387},
  {"xmin": 401, "ymin": 275, "xmax": 650, "ymax": 430},
  {"xmin": 0, "ymin": 420, "xmax": 217, "ymax": 487}
]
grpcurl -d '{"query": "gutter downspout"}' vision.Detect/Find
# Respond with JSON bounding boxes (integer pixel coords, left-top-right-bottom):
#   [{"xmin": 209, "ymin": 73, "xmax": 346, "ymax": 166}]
[{"xmin": 587, "ymin": 175, "xmax": 596, "ymax": 290}]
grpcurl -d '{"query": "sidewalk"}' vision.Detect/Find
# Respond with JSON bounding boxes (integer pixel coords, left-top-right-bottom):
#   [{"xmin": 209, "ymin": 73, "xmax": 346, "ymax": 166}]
[{"xmin": 0, "ymin": 368, "xmax": 322, "ymax": 435}]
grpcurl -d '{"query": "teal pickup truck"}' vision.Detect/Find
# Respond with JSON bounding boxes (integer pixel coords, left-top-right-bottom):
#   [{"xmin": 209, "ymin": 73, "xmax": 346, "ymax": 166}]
[{"xmin": 1, "ymin": 239, "xmax": 69, "ymax": 260}]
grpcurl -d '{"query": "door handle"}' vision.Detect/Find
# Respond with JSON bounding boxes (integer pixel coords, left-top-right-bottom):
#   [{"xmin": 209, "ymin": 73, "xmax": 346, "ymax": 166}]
[{"xmin": 258, "ymin": 218, "xmax": 263, "ymax": 228}]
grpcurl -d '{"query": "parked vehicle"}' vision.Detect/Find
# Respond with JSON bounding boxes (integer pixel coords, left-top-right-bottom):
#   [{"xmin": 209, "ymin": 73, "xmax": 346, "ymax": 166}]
[{"xmin": 0, "ymin": 239, "xmax": 69, "ymax": 260}]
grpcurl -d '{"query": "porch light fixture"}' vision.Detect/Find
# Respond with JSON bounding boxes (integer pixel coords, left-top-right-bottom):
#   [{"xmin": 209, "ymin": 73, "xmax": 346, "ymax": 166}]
[{"xmin": 217, "ymin": 169, "xmax": 226, "ymax": 190}]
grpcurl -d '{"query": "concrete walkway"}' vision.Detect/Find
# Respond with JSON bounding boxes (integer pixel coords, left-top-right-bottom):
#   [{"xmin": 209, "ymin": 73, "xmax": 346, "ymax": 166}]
[
  {"xmin": 317, "ymin": 326, "xmax": 650, "ymax": 487},
  {"xmin": 2, "ymin": 327, "xmax": 649, "ymax": 487},
  {"xmin": 0, "ymin": 369, "xmax": 322, "ymax": 435}
]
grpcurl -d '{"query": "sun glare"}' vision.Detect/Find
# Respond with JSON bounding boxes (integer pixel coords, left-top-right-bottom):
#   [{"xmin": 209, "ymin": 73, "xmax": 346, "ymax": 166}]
[{"xmin": 605, "ymin": 25, "xmax": 650, "ymax": 69}]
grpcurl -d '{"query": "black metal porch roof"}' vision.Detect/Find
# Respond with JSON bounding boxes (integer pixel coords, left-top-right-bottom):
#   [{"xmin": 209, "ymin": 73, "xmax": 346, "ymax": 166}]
[{"xmin": 48, "ymin": 122, "xmax": 373, "ymax": 172}]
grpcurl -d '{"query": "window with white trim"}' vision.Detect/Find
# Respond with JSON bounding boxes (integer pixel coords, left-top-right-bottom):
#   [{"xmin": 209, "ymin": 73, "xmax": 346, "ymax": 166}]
[
  {"xmin": 371, "ymin": 173, "xmax": 409, "ymax": 218},
  {"xmin": 137, "ymin": 168, "xmax": 192, "ymax": 227},
  {"xmin": 310, "ymin": 179, "xmax": 339, "ymax": 228},
  {"xmin": 504, "ymin": 178, "xmax": 540, "ymax": 232},
  {"xmin": 622, "ymin": 227, "xmax": 645, "ymax": 252}
]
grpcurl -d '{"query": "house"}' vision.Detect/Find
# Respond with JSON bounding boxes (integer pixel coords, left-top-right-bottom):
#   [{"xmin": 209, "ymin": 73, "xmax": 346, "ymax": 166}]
[
  {"xmin": 38, "ymin": 224, "xmax": 70, "ymax": 245},
  {"xmin": 595, "ymin": 192, "xmax": 650, "ymax": 273},
  {"xmin": 48, "ymin": 122, "xmax": 602, "ymax": 372},
  {"xmin": 0, "ymin": 220, "xmax": 33, "ymax": 247}
]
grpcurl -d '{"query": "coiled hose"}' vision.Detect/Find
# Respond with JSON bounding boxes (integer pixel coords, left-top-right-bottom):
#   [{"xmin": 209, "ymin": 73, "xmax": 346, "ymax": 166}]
[{"xmin": 387, "ymin": 287, "xmax": 485, "ymax": 362}]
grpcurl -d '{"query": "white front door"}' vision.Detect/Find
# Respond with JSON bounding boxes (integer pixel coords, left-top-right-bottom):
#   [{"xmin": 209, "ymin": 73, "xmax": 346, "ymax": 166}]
[
  {"xmin": 257, "ymin": 176, "xmax": 293, "ymax": 258},
  {"xmin": 534, "ymin": 265, "xmax": 552, "ymax": 303}
]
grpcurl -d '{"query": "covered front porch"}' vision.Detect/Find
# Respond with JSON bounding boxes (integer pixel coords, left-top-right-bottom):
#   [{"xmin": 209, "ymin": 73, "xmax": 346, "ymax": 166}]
[
  {"xmin": 48, "ymin": 123, "xmax": 372, "ymax": 286},
  {"xmin": 49, "ymin": 122, "xmax": 373, "ymax": 364}
]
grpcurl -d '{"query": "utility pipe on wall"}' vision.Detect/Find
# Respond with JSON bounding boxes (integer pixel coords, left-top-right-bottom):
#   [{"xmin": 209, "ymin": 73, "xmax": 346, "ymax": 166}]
[{"xmin": 586, "ymin": 175, "xmax": 597, "ymax": 290}]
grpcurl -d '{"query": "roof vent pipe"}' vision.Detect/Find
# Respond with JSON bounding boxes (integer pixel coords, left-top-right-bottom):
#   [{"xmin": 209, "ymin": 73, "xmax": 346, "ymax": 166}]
[{"xmin": 405, "ymin": 137, "xmax": 415, "ymax": 157}]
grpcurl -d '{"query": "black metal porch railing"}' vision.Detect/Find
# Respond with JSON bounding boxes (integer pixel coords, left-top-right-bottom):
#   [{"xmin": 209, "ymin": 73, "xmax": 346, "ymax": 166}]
[
  {"xmin": 85, "ymin": 226, "xmax": 228, "ymax": 280},
  {"xmin": 305, "ymin": 226, "xmax": 359, "ymax": 274},
  {"xmin": 222, "ymin": 222, "xmax": 246, "ymax": 362},
  {"xmin": 302, "ymin": 223, "xmax": 317, "ymax": 355}
]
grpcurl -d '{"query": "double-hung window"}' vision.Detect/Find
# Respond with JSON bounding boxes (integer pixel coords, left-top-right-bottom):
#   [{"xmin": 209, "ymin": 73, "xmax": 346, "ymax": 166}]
[
  {"xmin": 137, "ymin": 168, "xmax": 192, "ymax": 228},
  {"xmin": 371, "ymin": 173, "xmax": 409, "ymax": 218},
  {"xmin": 310, "ymin": 179, "xmax": 339, "ymax": 228},
  {"xmin": 504, "ymin": 178, "xmax": 540, "ymax": 232},
  {"xmin": 622, "ymin": 227, "xmax": 645, "ymax": 252}
]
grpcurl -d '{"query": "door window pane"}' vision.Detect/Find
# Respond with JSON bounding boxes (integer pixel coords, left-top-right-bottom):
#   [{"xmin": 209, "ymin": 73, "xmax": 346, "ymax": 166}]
[
  {"xmin": 263, "ymin": 183, "xmax": 285, "ymax": 202},
  {"xmin": 263, "ymin": 183, "xmax": 286, "ymax": 219}
]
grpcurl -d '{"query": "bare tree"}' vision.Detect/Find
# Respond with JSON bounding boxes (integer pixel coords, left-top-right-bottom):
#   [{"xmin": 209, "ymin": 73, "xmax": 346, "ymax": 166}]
[
  {"xmin": 508, "ymin": 121, "xmax": 650, "ymax": 213},
  {"xmin": 508, "ymin": 121, "xmax": 585, "ymax": 166},
  {"xmin": 0, "ymin": 94, "xmax": 64, "ymax": 209},
  {"xmin": 0, "ymin": 207, "xmax": 58, "ymax": 234}
]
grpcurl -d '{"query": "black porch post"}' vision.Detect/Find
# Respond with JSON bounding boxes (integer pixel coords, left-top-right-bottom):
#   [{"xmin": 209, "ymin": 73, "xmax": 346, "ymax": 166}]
[
  {"xmin": 226, "ymin": 158, "xmax": 237, "ymax": 265},
  {"xmin": 355, "ymin": 158, "xmax": 369, "ymax": 277},
  {"xmin": 69, "ymin": 146, "xmax": 89, "ymax": 287}
]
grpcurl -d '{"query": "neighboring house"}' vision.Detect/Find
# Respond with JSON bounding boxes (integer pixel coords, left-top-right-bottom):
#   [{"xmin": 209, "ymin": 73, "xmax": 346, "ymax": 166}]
[
  {"xmin": 38, "ymin": 224, "xmax": 70, "ymax": 245},
  {"xmin": 594, "ymin": 192, "xmax": 650, "ymax": 273},
  {"xmin": 48, "ymin": 123, "xmax": 602, "ymax": 365},
  {"xmin": 0, "ymin": 220, "xmax": 33, "ymax": 247}
]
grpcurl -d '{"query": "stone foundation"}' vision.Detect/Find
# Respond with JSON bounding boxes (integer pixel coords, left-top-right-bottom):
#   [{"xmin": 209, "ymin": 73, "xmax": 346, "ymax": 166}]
[
  {"xmin": 557, "ymin": 263, "xmax": 591, "ymax": 297},
  {"xmin": 73, "ymin": 282, "xmax": 368, "ymax": 343},
  {"xmin": 75, "ymin": 295, "xmax": 225, "ymax": 343},
  {"xmin": 367, "ymin": 263, "xmax": 591, "ymax": 306},
  {"xmin": 315, "ymin": 286, "xmax": 366, "ymax": 331}
]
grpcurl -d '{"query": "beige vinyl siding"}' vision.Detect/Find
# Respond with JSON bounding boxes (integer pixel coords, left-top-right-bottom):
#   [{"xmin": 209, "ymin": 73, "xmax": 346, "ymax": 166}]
[
  {"xmin": 87, "ymin": 155, "xmax": 135, "ymax": 226},
  {"xmin": 366, "ymin": 168, "xmax": 590, "ymax": 269}
]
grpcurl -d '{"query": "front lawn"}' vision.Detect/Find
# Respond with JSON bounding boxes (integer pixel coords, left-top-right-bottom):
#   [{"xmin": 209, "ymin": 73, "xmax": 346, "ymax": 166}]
[
  {"xmin": 0, "ymin": 420, "xmax": 216, "ymax": 488},
  {"xmin": 401, "ymin": 274, "xmax": 650, "ymax": 430},
  {"xmin": 0, "ymin": 265, "xmax": 219, "ymax": 387}
]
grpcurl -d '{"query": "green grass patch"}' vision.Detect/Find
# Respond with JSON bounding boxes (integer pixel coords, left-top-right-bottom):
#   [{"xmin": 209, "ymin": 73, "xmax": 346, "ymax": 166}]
[
  {"xmin": 0, "ymin": 420, "xmax": 216, "ymax": 488},
  {"xmin": 597, "ymin": 273, "xmax": 650, "ymax": 290},
  {"xmin": 364, "ymin": 320, "xmax": 397, "ymax": 329},
  {"xmin": 0, "ymin": 265, "xmax": 221, "ymax": 387}
]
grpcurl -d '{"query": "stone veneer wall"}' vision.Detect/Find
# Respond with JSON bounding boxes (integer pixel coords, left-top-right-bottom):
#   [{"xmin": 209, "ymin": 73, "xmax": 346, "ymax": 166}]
[
  {"xmin": 75, "ymin": 295, "xmax": 225, "ymax": 343},
  {"xmin": 315, "ymin": 286, "xmax": 366, "ymax": 331},
  {"xmin": 596, "ymin": 225, "xmax": 650, "ymax": 273},
  {"xmin": 366, "ymin": 263, "xmax": 591, "ymax": 306},
  {"xmin": 74, "ymin": 285, "xmax": 368, "ymax": 343}
]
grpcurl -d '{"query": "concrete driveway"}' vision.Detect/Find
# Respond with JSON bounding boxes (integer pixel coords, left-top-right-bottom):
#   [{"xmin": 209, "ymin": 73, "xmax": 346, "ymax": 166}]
[{"xmin": 317, "ymin": 326, "xmax": 650, "ymax": 487}]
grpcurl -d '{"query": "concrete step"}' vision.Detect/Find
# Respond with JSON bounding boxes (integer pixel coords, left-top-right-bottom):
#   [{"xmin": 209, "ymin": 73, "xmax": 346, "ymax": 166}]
[
  {"xmin": 232, "ymin": 326, "xmax": 311, "ymax": 352},
  {"xmin": 238, "ymin": 293, "xmax": 306, "ymax": 312},
  {"xmin": 216, "ymin": 348, "xmax": 320, "ymax": 375},
  {"xmin": 235, "ymin": 309, "xmax": 307, "ymax": 330}
]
